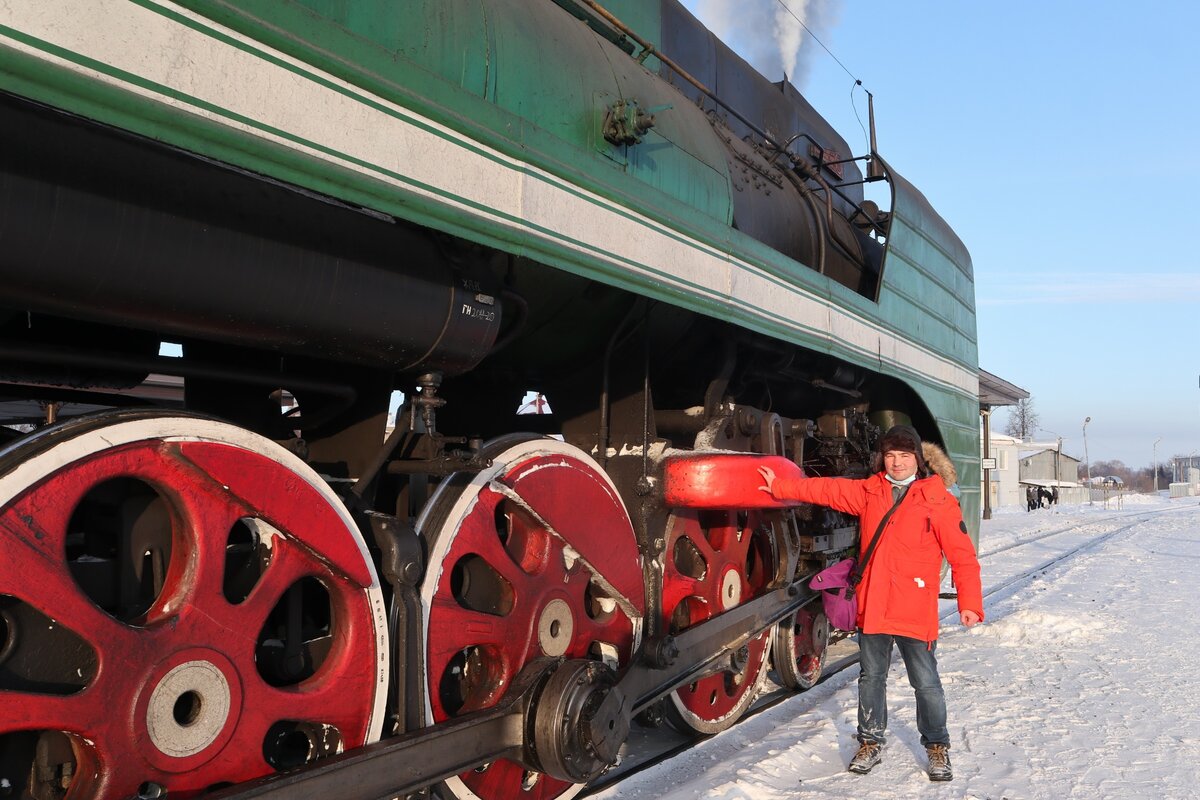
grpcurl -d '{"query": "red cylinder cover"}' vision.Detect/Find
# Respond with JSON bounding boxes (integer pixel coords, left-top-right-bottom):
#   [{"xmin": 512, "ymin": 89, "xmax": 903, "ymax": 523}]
[{"xmin": 661, "ymin": 453, "xmax": 804, "ymax": 509}]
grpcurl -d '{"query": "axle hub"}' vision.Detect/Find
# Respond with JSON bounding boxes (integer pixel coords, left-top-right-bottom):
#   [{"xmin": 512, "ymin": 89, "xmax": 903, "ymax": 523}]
[{"xmin": 531, "ymin": 660, "xmax": 624, "ymax": 784}]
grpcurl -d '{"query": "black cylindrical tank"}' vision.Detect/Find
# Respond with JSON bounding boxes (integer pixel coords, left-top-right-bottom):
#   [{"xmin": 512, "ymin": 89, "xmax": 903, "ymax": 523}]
[{"xmin": 0, "ymin": 95, "xmax": 501, "ymax": 374}]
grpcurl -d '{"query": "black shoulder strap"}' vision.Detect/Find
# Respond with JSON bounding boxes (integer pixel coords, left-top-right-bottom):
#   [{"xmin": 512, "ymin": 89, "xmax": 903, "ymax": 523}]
[{"xmin": 848, "ymin": 484, "xmax": 909, "ymax": 590}]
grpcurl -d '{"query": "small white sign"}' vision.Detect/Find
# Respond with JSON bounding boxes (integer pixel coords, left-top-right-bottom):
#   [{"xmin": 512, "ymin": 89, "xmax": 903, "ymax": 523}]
[{"xmin": 981, "ymin": 457, "xmax": 998, "ymax": 470}]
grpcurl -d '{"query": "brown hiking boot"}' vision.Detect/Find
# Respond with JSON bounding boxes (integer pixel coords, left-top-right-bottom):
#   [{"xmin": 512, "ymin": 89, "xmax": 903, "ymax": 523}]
[
  {"xmin": 926, "ymin": 743, "xmax": 952, "ymax": 781},
  {"xmin": 847, "ymin": 741, "xmax": 883, "ymax": 774}
]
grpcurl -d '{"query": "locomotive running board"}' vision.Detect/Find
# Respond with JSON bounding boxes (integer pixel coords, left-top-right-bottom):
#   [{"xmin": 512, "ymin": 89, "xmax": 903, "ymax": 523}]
[{"xmin": 212, "ymin": 581, "xmax": 809, "ymax": 800}]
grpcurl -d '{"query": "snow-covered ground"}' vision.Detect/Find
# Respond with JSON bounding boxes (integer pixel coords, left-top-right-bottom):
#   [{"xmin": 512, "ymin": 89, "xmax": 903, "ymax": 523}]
[{"xmin": 594, "ymin": 493, "xmax": 1200, "ymax": 800}]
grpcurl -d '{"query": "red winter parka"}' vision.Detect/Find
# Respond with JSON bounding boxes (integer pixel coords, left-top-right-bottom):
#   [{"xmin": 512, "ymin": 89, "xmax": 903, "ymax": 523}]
[{"xmin": 772, "ymin": 472, "xmax": 984, "ymax": 642}]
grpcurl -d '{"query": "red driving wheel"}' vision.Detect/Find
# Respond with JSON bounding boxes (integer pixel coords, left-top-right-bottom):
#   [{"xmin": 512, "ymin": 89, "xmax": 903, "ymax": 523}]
[
  {"xmin": 418, "ymin": 437, "xmax": 644, "ymax": 800},
  {"xmin": 660, "ymin": 509, "xmax": 774, "ymax": 734},
  {"xmin": 0, "ymin": 412, "xmax": 387, "ymax": 800}
]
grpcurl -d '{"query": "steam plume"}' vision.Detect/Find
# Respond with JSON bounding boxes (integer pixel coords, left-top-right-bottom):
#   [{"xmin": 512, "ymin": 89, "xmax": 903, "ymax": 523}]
[{"xmin": 690, "ymin": 0, "xmax": 841, "ymax": 89}]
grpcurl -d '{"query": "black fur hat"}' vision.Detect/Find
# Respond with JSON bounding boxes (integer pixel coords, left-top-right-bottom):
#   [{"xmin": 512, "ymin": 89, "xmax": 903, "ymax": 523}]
[
  {"xmin": 873, "ymin": 424, "xmax": 928, "ymax": 475},
  {"xmin": 879, "ymin": 424, "xmax": 922, "ymax": 457}
]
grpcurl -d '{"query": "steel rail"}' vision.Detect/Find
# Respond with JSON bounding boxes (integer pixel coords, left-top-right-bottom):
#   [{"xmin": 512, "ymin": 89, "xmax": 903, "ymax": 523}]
[{"xmin": 976, "ymin": 504, "xmax": 1188, "ymax": 559}]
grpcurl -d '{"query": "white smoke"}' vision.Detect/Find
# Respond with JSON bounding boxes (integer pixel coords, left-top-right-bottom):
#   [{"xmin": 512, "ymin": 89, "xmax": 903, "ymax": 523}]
[
  {"xmin": 689, "ymin": 0, "xmax": 841, "ymax": 89},
  {"xmin": 775, "ymin": 0, "xmax": 808, "ymax": 82}
]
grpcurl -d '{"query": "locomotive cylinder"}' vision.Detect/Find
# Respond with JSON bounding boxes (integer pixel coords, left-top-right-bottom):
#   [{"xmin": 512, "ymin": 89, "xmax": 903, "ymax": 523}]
[{"xmin": 0, "ymin": 96, "xmax": 502, "ymax": 375}]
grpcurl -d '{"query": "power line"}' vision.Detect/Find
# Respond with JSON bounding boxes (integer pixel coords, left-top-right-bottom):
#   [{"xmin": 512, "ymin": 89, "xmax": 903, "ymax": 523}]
[{"xmin": 851, "ymin": 79, "xmax": 869, "ymax": 151}]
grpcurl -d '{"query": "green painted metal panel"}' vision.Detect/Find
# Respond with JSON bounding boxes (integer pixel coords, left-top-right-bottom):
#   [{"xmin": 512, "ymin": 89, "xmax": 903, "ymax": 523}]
[
  {"xmin": 883, "ymin": 175, "xmax": 977, "ymax": 371},
  {"xmin": 290, "ymin": 0, "xmax": 494, "ymax": 98},
  {"xmin": 227, "ymin": 0, "xmax": 732, "ymax": 224},
  {"xmin": 883, "ymin": 167, "xmax": 981, "ymax": 538}
]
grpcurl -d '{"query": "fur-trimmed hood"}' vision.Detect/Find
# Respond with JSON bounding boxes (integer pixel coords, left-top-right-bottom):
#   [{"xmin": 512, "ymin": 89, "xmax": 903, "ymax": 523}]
[{"xmin": 922, "ymin": 441, "xmax": 958, "ymax": 488}]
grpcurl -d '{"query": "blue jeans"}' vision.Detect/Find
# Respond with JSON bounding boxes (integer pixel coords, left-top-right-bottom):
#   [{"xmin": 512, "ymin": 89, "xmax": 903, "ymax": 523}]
[{"xmin": 856, "ymin": 632, "xmax": 948, "ymax": 748}]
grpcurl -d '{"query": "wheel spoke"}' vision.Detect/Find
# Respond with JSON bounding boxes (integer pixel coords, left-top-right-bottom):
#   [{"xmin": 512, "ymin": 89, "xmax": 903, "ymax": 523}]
[
  {"xmin": 700, "ymin": 521, "xmax": 736, "ymax": 560},
  {"xmin": 0, "ymin": 688, "xmax": 111, "ymax": 733},
  {"xmin": 209, "ymin": 540, "xmax": 314, "ymax": 663},
  {"xmin": 494, "ymin": 463, "xmax": 643, "ymax": 610},
  {"xmin": 689, "ymin": 536, "xmax": 722, "ymax": 578},
  {"xmin": 494, "ymin": 498, "xmax": 556, "ymax": 579},
  {"xmin": 243, "ymin": 680, "xmax": 373, "ymax": 745},
  {"xmin": 570, "ymin": 610, "xmax": 630, "ymax": 648},
  {"xmin": 661, "ymin": 574, "xmax": 705, "ymax": 614},
  {"xmin": 235, "ymin": 538, "xmax": 311, "ymax": 612},
  {"xmin": 426, "ymin": 604, "xmax": 530, "ymax": 661},
  {"xmin": 153, "ymin": 445, "xmax": 256, "ymax": 618},
  {"xmin": 452, "ymin": 491, "xmax": 544, "ymax": 597},
  {"xmin": 424, "ymin": 600, "xmax": 536, "ymax": 722},
  {"xmin": 0, "ymin": 515, "xmax": 136, "ymax": 653}
]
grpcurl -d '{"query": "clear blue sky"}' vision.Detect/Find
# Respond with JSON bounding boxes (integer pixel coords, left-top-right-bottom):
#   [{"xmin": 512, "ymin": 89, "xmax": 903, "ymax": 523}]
[{"xmin": 680, "ymin": 0, "xmax": 1200, "ymax": 469}]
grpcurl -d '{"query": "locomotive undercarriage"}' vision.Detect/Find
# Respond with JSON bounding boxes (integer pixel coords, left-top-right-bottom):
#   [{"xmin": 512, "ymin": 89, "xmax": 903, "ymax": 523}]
[{"xmin": 0, "ymin": 97, "xmax": 938, "ymax": 800}]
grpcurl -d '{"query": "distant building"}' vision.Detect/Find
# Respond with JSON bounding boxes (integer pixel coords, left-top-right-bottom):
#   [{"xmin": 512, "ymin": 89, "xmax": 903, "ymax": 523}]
[
  {"xmin": 982, "ymin": 433, "xmax": 1022, "ymax": 509},
  {"xmin": 1171, "ymin": 455, "xmax": 1200, "ymax": 483},
  {"xmin": 978, "ymin": 369, "xmax": 1030, "ymax": 518},
  {"xmin": 983, "ymin": 438, "xmax": 1087, "ymax": 509},
  {"xmin": 1019, "ymin": 448, "xmax": 1080, "ymax": 483},
  {"xmin": 1017, "ymin": 446, "xmax": 1088, "ymax": 505}
]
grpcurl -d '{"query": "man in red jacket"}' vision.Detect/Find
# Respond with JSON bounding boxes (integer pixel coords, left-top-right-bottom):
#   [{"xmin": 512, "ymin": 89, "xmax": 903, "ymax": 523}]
[{"xmin": 759, "ymin": 425, "xmax": 983, "ymax": 782}]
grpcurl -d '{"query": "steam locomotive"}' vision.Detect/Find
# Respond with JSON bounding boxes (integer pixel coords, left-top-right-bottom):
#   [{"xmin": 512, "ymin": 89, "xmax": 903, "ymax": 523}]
[{"xmin": 0, "ymin": 1, "xmax": 979, "ymax": 798}]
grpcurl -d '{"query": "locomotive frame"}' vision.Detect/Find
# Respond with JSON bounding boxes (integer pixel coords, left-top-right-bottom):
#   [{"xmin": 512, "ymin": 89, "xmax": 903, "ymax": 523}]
[{"xmin": 0, "ymin": 1, "xmax": 979, "ymax": 798}]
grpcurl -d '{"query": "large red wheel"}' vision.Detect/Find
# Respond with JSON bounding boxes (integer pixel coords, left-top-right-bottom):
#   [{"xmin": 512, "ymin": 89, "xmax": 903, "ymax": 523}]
[
  {"xmin": 660, "ymin": 509, "xmax": 774, "ymax": 734},
  {"xmin": 418, "ymin": 437, "xmax": 644, "ymax": 800},
  {"xmin": 0, "ymin": 412, "xmax": 388, "ymax": 800}
]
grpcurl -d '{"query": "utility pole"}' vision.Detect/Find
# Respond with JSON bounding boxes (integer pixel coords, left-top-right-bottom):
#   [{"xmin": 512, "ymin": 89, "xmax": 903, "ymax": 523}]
[
  {"xmin": 1083, "ymin": 416, "xmax": 1092, "ymax": 505},
  {"xmin": 1056, "ymin": 436, "xmax": 1062, "ymax": 488},
  {"xmin": 982, "ymin": 407, "xmax": 992, "ymax": 520},
  {"xmin": 1153, "ymin": 437, "xmax": 1162, "ymax": 494}
]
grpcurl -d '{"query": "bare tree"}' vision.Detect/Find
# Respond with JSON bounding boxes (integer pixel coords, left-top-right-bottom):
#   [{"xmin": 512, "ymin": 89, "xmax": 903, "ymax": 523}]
[{"xmin": 1003, "ymin": 397, "xmax": 1040, "ymax": 440}]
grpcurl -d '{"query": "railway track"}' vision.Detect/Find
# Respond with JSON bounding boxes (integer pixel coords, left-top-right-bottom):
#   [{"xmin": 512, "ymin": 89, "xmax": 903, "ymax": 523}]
[
  {"xmin": 976, "ymin": 503, "xmax": 1191, "ymax": 559},
  {"xmin": 971, "ymin": 506, "xmax": 1189, "ymax": 605},
  {"xmin": 584, "ymin": 503, "xmax": 1189, "ymax": 795}
]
